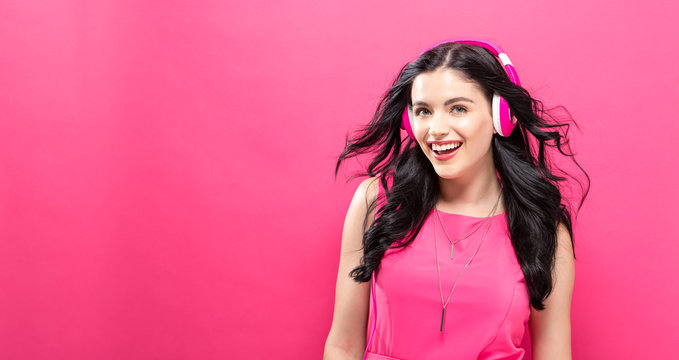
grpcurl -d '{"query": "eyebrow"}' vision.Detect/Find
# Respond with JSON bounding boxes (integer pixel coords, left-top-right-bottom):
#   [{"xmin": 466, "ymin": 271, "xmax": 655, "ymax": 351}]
[{"xmin": 413, "ymin": 97, "xmax": 475, "ymax": 106}]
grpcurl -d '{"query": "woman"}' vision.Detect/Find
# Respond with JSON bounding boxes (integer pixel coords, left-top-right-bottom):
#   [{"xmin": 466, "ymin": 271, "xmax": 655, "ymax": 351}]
[{"xmin": 324, "ymin": 38, "xmax": 589, "ymax": 360}]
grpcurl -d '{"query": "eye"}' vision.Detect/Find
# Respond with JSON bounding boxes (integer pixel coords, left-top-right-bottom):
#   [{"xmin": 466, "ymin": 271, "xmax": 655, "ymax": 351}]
[
  {"xmin": 451, "ymin": 105, "xmax": 467, "ymax": 114},
  {"xmin": 414, "ymin": 107, "xmax": 431, "ymax": 116}
]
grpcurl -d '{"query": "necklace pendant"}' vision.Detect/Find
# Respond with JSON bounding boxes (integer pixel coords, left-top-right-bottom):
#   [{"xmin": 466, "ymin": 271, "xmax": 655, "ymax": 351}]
[
  {"xmin": 440, "ymin": 307, "xmax": 446, "ymax": 332},
  {"xmin": 450, "ymin": 244, "xmax": 454, "ymax": 259}
]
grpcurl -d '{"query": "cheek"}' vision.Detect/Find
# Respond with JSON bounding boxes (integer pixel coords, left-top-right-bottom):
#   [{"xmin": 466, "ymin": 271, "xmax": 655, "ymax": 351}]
[
  {"xmin": 412, "ymin": 128, "xmax": 431, "ymax": 154},
  {"xmin": 473, "ymin": 130, "xmax": 495, "ymax": 153},
  {"xmin": 412, "ymin": 122, "xmax": 428, "ymax": 145},
  {"xmin": 461, "ymin": 124, "xmax": 494, "ymax": 150},
  {"xmin": 412, "ymin": 120, "xmax": 425, "ymax": 136}
]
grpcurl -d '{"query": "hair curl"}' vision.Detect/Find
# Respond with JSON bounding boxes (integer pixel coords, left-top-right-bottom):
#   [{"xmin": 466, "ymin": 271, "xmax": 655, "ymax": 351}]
[{"xmin": 335, "ymin": 42, "xmax": 590, "ymax": 310}]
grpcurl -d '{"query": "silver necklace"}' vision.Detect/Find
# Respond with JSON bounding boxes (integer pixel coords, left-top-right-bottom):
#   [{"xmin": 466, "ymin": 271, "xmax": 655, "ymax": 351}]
[
  {"xmin": 434, "ymin": 188, "xmax": 503, "ymax": 332},
  {"xmin": 434, "ymin": 190, "xmax": 503, "ymax": 259}
]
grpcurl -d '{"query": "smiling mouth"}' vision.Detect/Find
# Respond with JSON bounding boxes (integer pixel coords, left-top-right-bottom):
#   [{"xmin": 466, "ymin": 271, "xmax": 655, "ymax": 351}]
[{"xmin": 430, "ymin": 143, "xmax": 462, "ymax": 155}]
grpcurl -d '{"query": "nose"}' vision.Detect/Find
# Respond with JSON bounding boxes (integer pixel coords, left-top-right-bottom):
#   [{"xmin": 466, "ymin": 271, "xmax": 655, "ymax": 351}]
[{"xmin": 428, "ymin": 110, "xmax": 449, "ymax": 137}]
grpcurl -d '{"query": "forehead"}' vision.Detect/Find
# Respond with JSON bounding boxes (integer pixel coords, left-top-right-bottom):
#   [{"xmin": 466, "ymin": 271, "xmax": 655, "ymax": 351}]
[{"xmin": 411, "ymin": 68, "xmax": 484, "ymax": 102}]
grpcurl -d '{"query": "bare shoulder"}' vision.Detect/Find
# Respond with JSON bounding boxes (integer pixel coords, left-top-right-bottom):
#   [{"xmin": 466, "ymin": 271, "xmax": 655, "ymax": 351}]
[
  {"xmin": 349, "ymin": 176, "xmax": 380, "ymax": 229},
  {"xmin": 555, "ymin": 222, "xmax": 574, "ymax": 259},
  {"xmin": 356, "ymin": 176, "xmax": 380, "ymax": 204}
]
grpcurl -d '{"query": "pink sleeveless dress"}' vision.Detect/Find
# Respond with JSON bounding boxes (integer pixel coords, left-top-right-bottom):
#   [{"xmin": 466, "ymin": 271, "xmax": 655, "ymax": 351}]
[{"xmin": 364, "ymin": 184, "xmax": 531, "ymax": 360}]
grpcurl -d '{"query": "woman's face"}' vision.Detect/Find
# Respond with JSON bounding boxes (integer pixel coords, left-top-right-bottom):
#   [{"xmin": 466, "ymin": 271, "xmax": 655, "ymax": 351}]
[{"xmin": 411, "ymin": 67, "xmax": 496, "ymax": 181}]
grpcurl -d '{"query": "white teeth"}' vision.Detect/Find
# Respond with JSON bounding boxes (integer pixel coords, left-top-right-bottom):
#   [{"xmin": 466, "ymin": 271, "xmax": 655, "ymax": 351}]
[{"xmin": 432, "ymin": 143, "xmax": 461, "ymax": 151}]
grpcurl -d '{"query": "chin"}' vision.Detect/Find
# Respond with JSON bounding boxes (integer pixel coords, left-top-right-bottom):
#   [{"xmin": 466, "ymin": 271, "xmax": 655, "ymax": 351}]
[{"xmin": 433, "ymin": 167, "xmax": 463, "ymax": 179}]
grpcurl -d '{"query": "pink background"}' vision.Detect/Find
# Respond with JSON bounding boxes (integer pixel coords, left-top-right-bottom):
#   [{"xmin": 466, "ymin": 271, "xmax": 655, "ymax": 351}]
[{"xmin": 1, "ymin": 0, "xmax": 678, "ymax": 359}]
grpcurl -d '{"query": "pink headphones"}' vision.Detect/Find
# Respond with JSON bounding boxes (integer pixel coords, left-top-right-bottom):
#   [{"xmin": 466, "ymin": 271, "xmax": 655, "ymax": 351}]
[{"xmin": 401, "ymin": 38, "xmax": 521, "ymax": 140}]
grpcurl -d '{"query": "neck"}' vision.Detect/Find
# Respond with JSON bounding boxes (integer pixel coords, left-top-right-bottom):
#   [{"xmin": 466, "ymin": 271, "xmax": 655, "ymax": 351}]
[{"xmin": 437, "ymin": 159, "xmax": 504, "ymax": 215}]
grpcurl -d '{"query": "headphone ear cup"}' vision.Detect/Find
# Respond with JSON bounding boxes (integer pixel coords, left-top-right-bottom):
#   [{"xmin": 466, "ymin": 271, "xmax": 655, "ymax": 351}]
[
  {"xmin": 492, "ymin": 93, "xmax": 503, "ymax": 136},
  {"xmin": 499, "ymin": 96, "xmax": 517, "ymax": 137},
  {"xmin": 492, "ymin": 94, "xmax": 516, "ymax": 137},
  {"xmin": 401, "ymin": 106, "xmax": 416, "ymax": 141}
]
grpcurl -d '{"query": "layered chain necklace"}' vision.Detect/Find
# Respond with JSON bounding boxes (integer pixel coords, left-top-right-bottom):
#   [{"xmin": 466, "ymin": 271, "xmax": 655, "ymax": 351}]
[
  {"xmin": 434, "ymin": 196, "xmax": 499, "ymax": 259},
  {"xmin": 434, "ymin": 188, "xmax": 503, "ymax": 332}
]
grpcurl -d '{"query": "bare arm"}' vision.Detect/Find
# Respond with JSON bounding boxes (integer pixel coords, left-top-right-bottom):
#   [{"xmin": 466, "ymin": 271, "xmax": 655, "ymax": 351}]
[
  {"xmin": 529, "ymin": 223, "xmax": 575, "ymax": 360},
  {"xmin": 324, "ymin": 177, "xmax": 379, "ymax": 360}
]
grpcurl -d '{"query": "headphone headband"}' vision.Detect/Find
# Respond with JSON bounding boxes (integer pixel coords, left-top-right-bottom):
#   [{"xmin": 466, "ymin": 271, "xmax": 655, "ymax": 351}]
[{"xmin": 420, "ymin": 38, "xmax": 521, "ymax": 86}]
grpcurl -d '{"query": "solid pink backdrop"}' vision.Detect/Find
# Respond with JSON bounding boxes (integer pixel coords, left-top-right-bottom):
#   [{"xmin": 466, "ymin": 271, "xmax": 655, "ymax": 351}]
[{"xmin": 1, "ymin": 0, "xmax": 678, "ymax": 359}]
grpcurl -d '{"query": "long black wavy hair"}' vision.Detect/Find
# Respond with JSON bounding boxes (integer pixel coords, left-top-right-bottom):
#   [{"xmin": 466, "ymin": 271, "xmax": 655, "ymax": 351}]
[{"xmin": 334, "ymin": 42, "xmax": 590, "ymax": 310}]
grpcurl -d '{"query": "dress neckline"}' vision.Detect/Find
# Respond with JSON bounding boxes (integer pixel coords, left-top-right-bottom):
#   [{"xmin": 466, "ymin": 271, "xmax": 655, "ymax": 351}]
[{"xmin": 434, "ymin": 208, "xmax": 506, "ymax": 219}]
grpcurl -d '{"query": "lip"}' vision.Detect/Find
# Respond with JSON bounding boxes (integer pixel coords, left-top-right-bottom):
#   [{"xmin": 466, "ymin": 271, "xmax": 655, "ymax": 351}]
[{"xmin": 431, "ymin": 145, "xmax": 461, "ymax": 161}]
